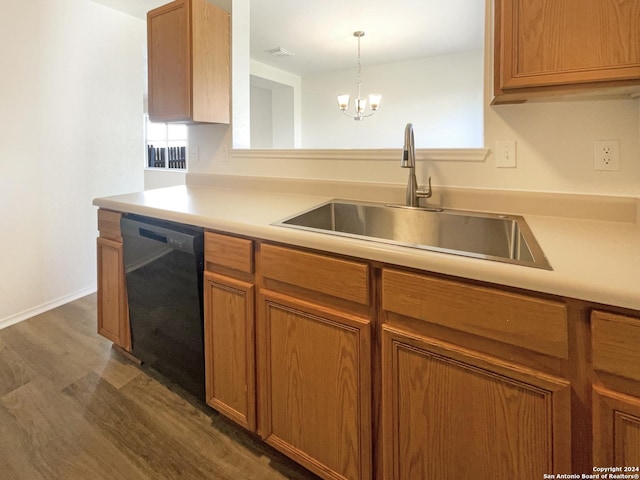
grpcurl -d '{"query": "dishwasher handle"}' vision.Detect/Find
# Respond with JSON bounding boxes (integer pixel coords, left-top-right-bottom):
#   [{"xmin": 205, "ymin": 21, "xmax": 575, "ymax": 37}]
[
  {"xmin": 139, "ymin": 227, "xmax": 168, "ymax": 244},
  {"xmin": 121, "ymin": 215, "xmax": 203, "ymax": 256}
]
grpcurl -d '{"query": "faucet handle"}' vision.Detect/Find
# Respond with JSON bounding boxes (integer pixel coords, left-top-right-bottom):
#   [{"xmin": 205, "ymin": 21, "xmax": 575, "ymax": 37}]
[{"xmin": 417, "ymin": 176, "xmax": 433, "ymax": 199}]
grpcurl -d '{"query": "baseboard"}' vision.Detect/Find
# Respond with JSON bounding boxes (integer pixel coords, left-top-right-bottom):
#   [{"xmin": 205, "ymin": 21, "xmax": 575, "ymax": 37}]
[{"xmin": 0, "ymin": 285, "xmax": 97, "ymax": 331}]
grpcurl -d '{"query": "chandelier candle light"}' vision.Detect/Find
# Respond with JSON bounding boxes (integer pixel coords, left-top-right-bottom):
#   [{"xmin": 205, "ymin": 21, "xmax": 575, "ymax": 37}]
[{"xmin": 337, "ymin": 31, "xmax": 381, "ymax": 121}]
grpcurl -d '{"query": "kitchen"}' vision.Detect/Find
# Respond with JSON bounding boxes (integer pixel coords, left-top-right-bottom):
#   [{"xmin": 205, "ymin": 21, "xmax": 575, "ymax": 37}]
[{"xmin": 1, "ymin": 0, "xmax": 640, "ymax": 478}]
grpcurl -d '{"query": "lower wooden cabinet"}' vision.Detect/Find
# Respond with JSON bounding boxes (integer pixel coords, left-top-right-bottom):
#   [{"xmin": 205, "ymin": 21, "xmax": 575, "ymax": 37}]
[
  {"xmin": 593, "ymin": 386, "xmax": 640, "ymax": 467},
  {"xmin": 203, "ymin": 271, "xmax": 256, "ymax": 430},
  {"xmin": 592, "ymin": 311, "xmax": 640, "ymax": 383},
  {"xmin": 94, "ymin": 218, "xmax": 640, "ymax": 479},
  {"xmin": 203, "ymin": 232, "xmax": 256, "ymax": 430},
  {"xmin": 592, "ymin": 310, "xmax": 640, "ymax": 467},
  {"xmin": 381, "ymin": 325, "xmax": 572, "ymax": 480},
  {"xmin": 96, "ymin": 209, "xmax": 130, "ymax": 350},
  {"xmin": 258, "ymin": 291, "xmax": 372, "ymax": 480}
]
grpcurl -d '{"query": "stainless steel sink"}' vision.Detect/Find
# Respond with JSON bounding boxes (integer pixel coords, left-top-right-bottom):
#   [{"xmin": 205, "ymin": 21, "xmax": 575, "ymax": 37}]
[{"xmin": 273, "ymin": 199, "xmax": 551, "ymax": 270}]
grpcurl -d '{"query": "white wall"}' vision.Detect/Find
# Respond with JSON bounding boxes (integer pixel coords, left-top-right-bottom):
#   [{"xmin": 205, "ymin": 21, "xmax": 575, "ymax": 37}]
[
  {"xmin": 249, "ymin": 81, "xmax": 297, "ymax": 149},
  {"xmin": 249, "ymin": 60, "xmax": 302, "ymax": 148},
  {"xmin": 471, "ymin": 97, "xmax": 639, "ymax": 195},
  {"xmin": 301, "ymin": 51, "xmax": 484, "ymax": 149},
  {"xmin": 250, "ymin": 85, "xmax": 274, "ymax": 148},
  {"xmin": 271, "ymin": 86, "xmax": 295, "ymax": 148},
  {"xmin": 187, "ymin": 0, "xmax": 239, "ymax": 174},
  {"xmin": 144, "ymin": 169, "xmax": 187, "ymax": 190},
  {"xmin": 245, "ymin": 52, "xmax": 482, "ymax": 149},
  {"xmin": 230, "ymin": 0, "xmax": 250, "ymax": 149},
  {"xmin": 0, "ymin": 0, "xmax": 145, "ymax": 327}
]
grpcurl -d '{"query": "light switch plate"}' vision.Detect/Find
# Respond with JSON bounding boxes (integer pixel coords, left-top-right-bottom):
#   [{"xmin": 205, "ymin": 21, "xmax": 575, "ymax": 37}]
[{"xmin": 495, "ymin": 140, "xmax": 517, "ymax": 168}]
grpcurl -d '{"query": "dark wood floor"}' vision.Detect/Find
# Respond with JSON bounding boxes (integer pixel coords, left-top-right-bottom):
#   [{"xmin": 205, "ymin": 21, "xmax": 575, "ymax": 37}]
[{"xmin": 0, "ymin": 294, "xmax": 319, "ymax": 480}]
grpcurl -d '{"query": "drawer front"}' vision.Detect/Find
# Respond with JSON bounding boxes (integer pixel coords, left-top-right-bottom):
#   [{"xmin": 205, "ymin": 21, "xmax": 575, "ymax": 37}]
[
  {"xmin": 205, "ymin": 232, "xmax": 253, "ymax": 274},
  {"xmin": 382, "ymin": 269, "xmax": 568, "ymax": 358},
  {"xmin": 260, "ymin": 244, "xmax": 369, "ymax": 306},
  {"xmin": 97, "ymin": 209, "xmax": 122, "ymax": 241},
  {"xmin": 592, "ymin": 311, "xmax": 640, "ymax": 381}
]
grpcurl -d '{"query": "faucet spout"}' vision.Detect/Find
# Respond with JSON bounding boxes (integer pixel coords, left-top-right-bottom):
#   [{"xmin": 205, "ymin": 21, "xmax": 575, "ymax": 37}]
[
  {"xmin": 400, "ymin": 123, "xmax": 432, "ymax": 207},
  {"xmin": 401, "ymin": 123, "xmax": 415, "ymax": 169}
]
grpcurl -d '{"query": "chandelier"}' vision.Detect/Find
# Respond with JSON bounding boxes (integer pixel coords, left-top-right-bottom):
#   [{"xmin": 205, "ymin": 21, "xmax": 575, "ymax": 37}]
[{"xmin": 337, "ymin": 31, "xmax": 381, "ymax": 121}]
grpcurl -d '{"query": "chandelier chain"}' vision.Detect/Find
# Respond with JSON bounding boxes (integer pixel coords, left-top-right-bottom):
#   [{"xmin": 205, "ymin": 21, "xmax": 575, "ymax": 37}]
[{"xmin": 356, "ymin": 34, "xmax": 362, "ymax": 90}]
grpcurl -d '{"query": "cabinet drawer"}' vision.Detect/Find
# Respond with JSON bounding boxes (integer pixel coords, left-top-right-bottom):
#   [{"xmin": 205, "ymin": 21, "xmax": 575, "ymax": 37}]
[
  {"xmin": 592, "ymin": 311, "xmax": 640, "ymax": 381},
  {"xmin": 97, "ymin": 209, "xmax": 122, "ymax": 241},
  {"xmin": 205, "ymin": 232, "xmax": 253, "ymax": 274},
  {"xmin": 381, "ymin": 269, "xmax": 568, "ymax": 358},
  {"xmin": 260, "ymin": 244, "xmax": 369, "ymax": 305}
]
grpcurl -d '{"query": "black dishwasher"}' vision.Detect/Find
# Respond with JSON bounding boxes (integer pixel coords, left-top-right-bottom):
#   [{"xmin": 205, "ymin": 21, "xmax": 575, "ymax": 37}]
[{"xmin": 121, "ymin": 214, "xmax": 205, "ymax": 400}]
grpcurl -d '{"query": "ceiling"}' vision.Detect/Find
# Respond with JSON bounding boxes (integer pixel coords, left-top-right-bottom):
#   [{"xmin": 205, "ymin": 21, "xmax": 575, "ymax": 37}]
[
  {"xmin": 89, "ymin": 0, "xmax": 168, "ymax": 20},
  {"xmin": 90, "ymin": 0, "xmax": 484, "ymax": 76},
  {"xmin": 251, "ymin": 0, "xmax": 484, "ymax": 75}
]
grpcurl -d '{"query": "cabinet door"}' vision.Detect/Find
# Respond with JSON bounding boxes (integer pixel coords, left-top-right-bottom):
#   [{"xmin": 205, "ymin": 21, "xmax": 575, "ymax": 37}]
[
  {"xmin": 258, "ymin": 291, "xmax": 372, "ymax": 480},
  {"xmin": 204, "ymin": 271, "xmax": 255, "ymax": 431},
  {"xmin": 190, "ymin": 0, "xmax": 230, "ymax": 124},
  {"xmin": 97, "ymin": 237, "xmax": 130, "ymax": 350},
  {"xmin": 592, "ymin": 310, "xmax": 640, "ymax": 382},
  {"xmin": 147, "ymin": 0, "xmax": 230, "ymax": 124},
  {"xmin": 147, "ymin": 0, "xmax": 191, "ymax": 122},
  {"xmin": 382, "ymin": 325, "xmax": 571, "ymax": 480},
  {"xmin": 593, "ymin": 386, "xmax": 640, "ymax": 467},
  {"xmin": 495, "ymin": 0, "xmax": 640, "ymax": 93}
]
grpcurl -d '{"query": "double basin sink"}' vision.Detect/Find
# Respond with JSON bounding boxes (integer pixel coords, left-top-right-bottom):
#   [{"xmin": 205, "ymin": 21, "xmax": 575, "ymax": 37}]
[{"xmin": 273, "ymin": 199, "xmax": 551, "ymax": 270}]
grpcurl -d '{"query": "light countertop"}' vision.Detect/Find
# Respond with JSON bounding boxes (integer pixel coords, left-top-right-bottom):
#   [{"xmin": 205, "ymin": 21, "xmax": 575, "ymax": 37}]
[{"xmin": 94, "ymin": 184, "xmax": 640, "ymax": 312}]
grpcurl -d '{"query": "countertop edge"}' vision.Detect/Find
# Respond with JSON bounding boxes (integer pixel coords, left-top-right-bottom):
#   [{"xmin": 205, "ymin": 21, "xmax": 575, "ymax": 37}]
[{"xmin": 93, "ymin": 186, "xmax": 640, "ymax": 313}]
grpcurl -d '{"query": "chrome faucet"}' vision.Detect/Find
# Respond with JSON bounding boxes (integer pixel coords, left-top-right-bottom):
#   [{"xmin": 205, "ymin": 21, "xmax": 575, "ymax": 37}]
[{"xmin": 400, "ymin": 123, "xmax": 432, "ymax": 207}]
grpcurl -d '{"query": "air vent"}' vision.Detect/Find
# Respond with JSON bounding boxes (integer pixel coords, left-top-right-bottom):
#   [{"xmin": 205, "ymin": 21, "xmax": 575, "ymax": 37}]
[{"xmin": 265, "ymin": 47, "xmax": 294, "ymax": 57}]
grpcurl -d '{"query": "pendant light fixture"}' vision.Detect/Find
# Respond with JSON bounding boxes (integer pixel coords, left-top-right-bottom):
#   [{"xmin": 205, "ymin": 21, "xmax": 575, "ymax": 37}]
[{"xmin": 337, "ymin": 31, "xmax": 381, "ymax": 121}]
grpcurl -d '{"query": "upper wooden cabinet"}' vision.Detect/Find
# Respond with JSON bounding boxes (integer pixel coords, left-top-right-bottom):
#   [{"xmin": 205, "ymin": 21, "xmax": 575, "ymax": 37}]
[
  {"xmin": 493, "ymin": 0, "xmax": 640, "ymax": 103},
  {"xmin": 147, "ymin": 0, "xmax": 230, "ymax": 123}
]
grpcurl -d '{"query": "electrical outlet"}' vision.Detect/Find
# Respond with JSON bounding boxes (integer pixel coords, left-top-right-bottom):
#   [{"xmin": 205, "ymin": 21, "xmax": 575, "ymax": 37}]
[
  {"xmin": 594, "ymin": 140, "xmax": 619, "ymax": 171},
  {"xmin": 495, "ymin": 140, "xmax": 517, "ymax": 168}
]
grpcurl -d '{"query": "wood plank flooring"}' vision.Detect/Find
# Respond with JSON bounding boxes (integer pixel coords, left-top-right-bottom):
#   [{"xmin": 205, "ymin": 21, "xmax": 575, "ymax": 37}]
[{"xmin": 0, "ymin": 294, "xmax": 319, "ymax": 480}]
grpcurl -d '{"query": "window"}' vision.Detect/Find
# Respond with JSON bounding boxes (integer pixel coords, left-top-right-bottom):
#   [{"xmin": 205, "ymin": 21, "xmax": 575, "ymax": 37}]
[{"xmin": 145, "ymin": 115, "xmax": 188, "ymax": 170}]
